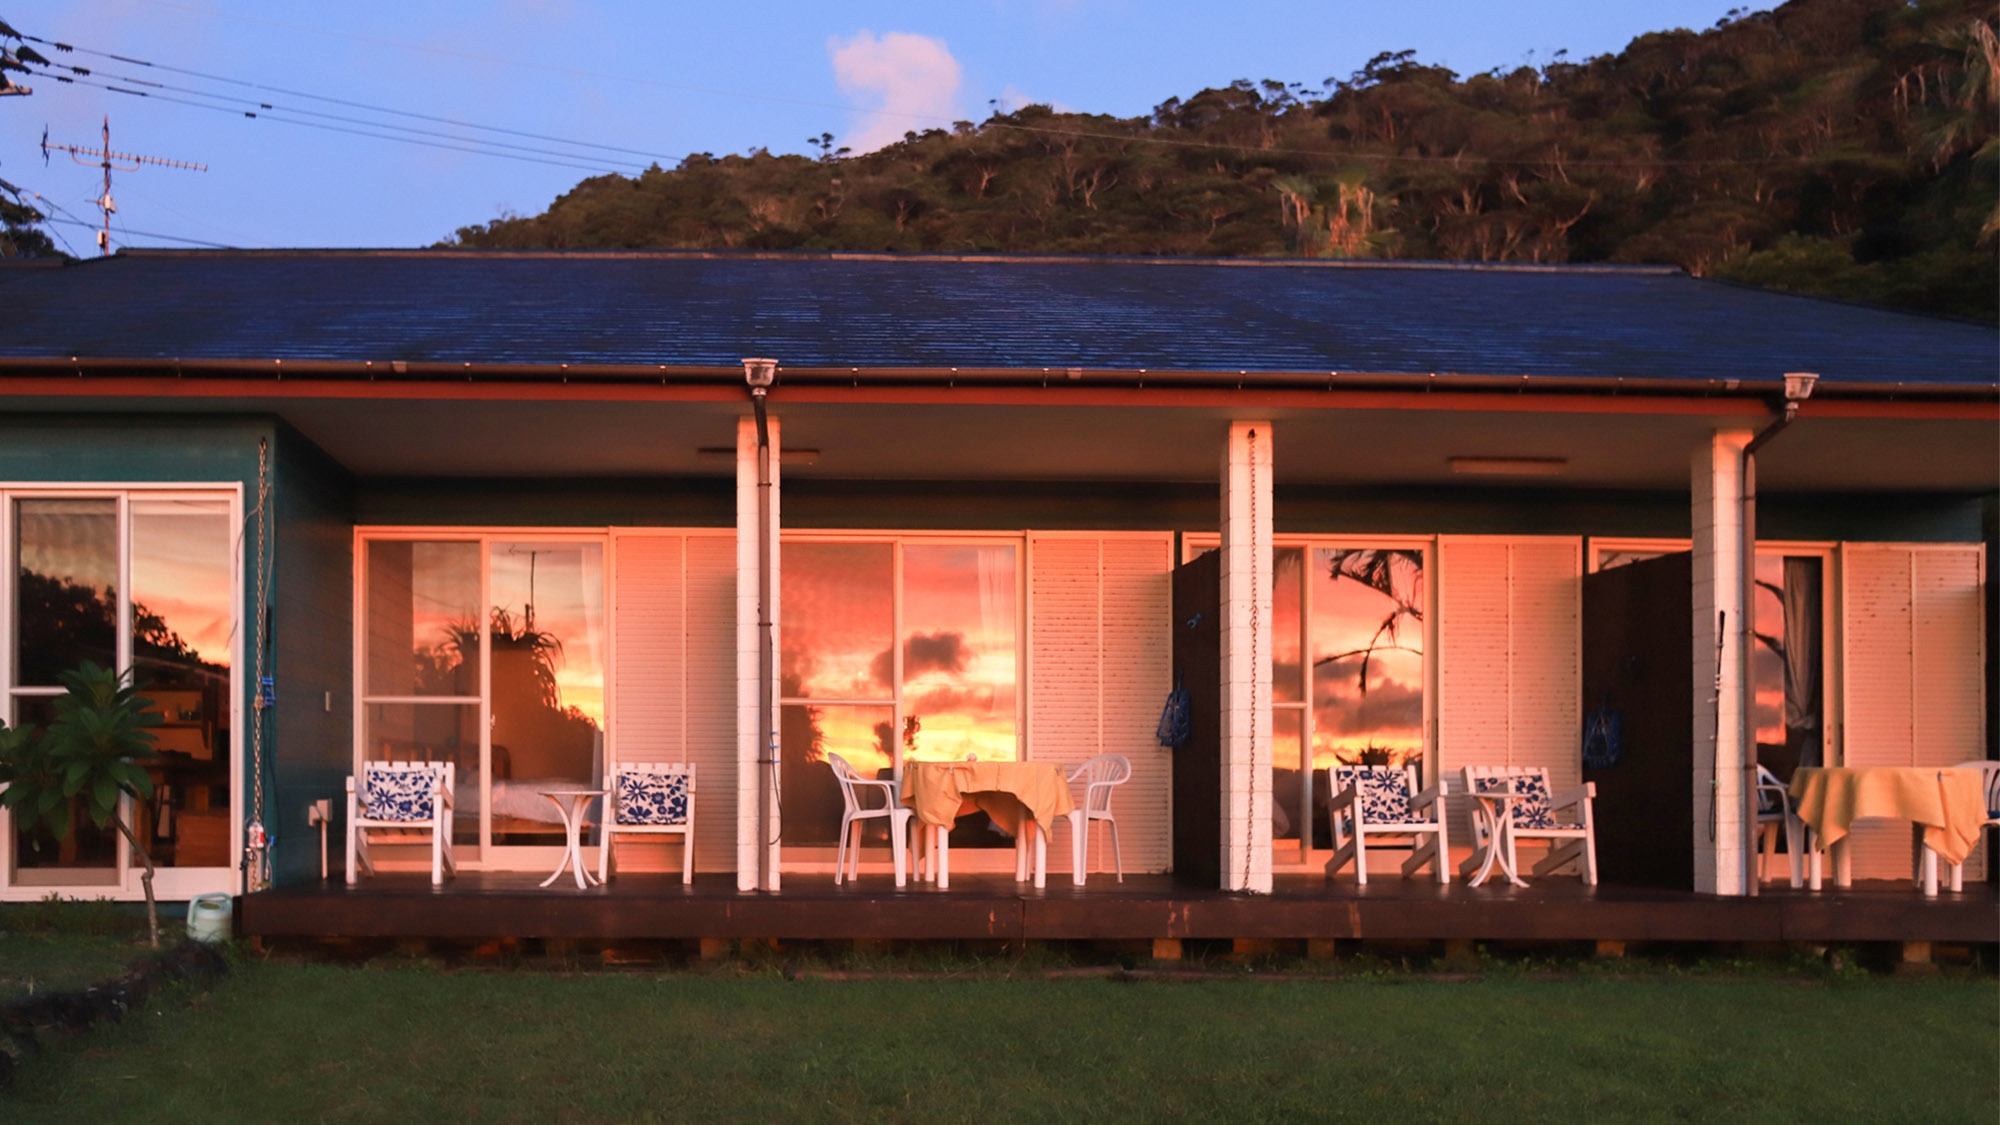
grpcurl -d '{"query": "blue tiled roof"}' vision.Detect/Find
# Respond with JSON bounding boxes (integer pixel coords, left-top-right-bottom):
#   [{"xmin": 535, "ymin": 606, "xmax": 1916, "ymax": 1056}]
[{"xmin": 0, "ymin": 250, "xmax": 1992, "ymax": 387}]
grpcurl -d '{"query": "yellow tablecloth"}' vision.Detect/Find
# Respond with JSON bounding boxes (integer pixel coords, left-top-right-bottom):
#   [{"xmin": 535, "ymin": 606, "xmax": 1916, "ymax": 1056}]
[
  {"xmin": 1788, "ymin": 766, "xmax": 1987, "ymax": 866},
  {"xmin": 900, "ymin": 761, "xmax": 1076, "ymax": 841}
]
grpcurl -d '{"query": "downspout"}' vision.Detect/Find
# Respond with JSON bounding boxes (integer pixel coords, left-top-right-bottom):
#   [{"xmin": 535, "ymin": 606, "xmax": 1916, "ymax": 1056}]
[
  {"xmin": 1738, "ymin": 371, "xmax": 1816, "ymax": 897},
  {"xmin": 742, "ymin": 358, "xmax": 779, "ymax": 891}
]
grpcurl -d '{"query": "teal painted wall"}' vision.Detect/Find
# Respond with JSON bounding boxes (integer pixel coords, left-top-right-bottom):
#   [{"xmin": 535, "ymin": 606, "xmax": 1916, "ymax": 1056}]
[
  {"xmin": 268, "ymin": 427, "xmax": 355, "ymax": 887},
  {"xmin": 0, "ymin": 416, "xmax": 272, "ymax": 891}
]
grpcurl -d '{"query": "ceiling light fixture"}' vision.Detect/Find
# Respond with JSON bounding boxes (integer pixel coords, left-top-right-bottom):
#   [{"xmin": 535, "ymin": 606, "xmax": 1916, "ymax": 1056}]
[
  {"xmin": 1447, "ymin": 456, "xmax": 1569, "ymax": 476},
  {"xmin": 697, "ymin": 446, "xmax": 818, "ymax": 466}
]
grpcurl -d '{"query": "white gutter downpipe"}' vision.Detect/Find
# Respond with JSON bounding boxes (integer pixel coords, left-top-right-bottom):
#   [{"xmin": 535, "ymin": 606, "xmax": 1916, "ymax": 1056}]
[
  {"xmin": 1738, "ymin": 371, "xmax": 1816, "ymax": 897},
  {"xmin": 743, "ymin": 357, "xmax": 780, "ymax": 891}
]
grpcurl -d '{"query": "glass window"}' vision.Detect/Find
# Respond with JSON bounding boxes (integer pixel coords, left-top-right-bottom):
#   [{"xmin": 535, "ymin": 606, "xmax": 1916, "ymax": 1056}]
[
  {"xmin": 1311, "ymin": 547, "xmax": 1427, "ymax": 775},
  {"xmin": 14, "ymin": 498, "xmax": 118, "ymax": 686},
  {"xmin": 779, "ymin": 538, "xmax": 1022, "ymax": 851},
  {"xmin": 900, "ymin": 544, "xmax": 1017, "ymax": 764},
  {"xmin": 130, "ymin": 498, "xmax": 236, "ymax": 869},
  {"xmin": 365, "ymin": 540, "xmax": 481, "ymax": 698},
  {"xmin": 1268, "ymin": 542, "xmax": 1429, "ymax": 858},
  {"xmin": 781, "ymin": 542, "xmax": 893, "ymax": 701},
  {"xmin": 9, "ymin": 493, "xmax": 237, "ymax": 877}
]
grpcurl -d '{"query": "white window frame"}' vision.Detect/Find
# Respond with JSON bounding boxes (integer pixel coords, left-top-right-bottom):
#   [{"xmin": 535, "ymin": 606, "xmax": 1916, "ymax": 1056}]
[
  {"xmin": 352, "ymin": 525, "xmax": 613, "ymax": 873},
  {"xmin": 0, "ymin": 484, "xmax": 245, "ymax": 902}
]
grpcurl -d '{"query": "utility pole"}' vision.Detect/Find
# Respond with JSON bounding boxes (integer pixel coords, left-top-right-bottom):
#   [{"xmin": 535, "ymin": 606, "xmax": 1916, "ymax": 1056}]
[{"xmin": 41, "ymin": 117, "xmax": 205, "ymax": 255}]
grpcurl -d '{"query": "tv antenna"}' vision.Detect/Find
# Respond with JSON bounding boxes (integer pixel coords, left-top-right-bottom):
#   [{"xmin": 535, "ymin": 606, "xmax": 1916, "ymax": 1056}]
[{"xmin": 41, "ymin": 116, "xmax": 207, "ymax": 255}]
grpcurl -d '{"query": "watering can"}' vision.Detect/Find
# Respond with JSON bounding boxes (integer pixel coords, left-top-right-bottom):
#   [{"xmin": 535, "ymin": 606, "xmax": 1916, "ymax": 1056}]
[{"xmin": 186, "ymin": 893, "xmax": 233, "ymax": 943}]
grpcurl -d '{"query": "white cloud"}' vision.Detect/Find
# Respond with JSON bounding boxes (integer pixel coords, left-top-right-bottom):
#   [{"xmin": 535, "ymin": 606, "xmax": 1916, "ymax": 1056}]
[{"xmin": 828, "ymin": 30, "xmax": 962, "ymax": 154}]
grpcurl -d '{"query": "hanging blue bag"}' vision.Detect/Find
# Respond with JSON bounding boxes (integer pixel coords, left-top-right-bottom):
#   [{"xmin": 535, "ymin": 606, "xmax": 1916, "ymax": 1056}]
[{"xmin": 1156, "ymin": 671, "xmax": 1191, "ymax": 749}]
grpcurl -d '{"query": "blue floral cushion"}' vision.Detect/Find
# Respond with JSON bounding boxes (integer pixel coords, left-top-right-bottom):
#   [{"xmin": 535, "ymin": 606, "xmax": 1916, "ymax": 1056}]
[
  {"xmin": 363, "ymin": 766, "xmax": 439, "ymax": 822},
  {"xmin": 617, "ymin": 770, "xmax": 690, "ymax": 826},
  {"xmin": 1333, "ymin": 766, "xmax": 1429, "ymax": 826},
  {"xmin": 1473, "ymin": 772, "xmax": 1555, "ymax": 830}
]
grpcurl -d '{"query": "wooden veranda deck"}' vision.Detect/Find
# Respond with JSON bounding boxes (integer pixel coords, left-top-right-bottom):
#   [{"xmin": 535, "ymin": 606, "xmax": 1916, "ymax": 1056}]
[{"xmin": 239, "ymin": 872, "xmax": 1999, "ymax": 947}]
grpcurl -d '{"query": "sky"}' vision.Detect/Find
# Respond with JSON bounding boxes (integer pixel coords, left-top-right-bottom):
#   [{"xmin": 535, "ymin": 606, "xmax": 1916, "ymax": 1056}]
[{"xmin": 4, "ymin": 1, "xmax": 1749, "ymax": 252}]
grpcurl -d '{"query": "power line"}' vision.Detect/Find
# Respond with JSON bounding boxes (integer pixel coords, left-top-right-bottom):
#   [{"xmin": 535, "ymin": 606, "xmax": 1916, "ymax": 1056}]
[
  {"xmin": 28, "ymin": 38, "xmax": 680, "ymax": 163},
  {"xmin": 35, "ymin": 64, "xmax": 657, "ymax": 171},
  {"xmin": 45, "ymin": 214, "xmax": 233, "ymax": 248},
  {"xmin": 36, "ymin": 71, "xmax": 636, "ymax": 176}
]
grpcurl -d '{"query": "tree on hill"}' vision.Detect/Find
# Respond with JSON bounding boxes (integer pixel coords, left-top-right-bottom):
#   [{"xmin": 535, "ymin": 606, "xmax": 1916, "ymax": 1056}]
[{"xmin": 447, "ymin": 0, "xmax": 1997, "ymax": 321}]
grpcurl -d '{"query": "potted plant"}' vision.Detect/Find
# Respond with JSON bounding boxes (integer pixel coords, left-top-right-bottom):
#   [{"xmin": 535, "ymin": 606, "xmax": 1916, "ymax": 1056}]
[{"xmin": 0, "ymin": 661, "xmax": 165, "ymax": 946}]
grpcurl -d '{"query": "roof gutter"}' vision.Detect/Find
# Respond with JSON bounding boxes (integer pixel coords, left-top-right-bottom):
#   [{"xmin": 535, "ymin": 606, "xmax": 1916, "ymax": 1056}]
[{"xmin": 0, "ymin": 355, "xmax": 1991, "ymax": 400}]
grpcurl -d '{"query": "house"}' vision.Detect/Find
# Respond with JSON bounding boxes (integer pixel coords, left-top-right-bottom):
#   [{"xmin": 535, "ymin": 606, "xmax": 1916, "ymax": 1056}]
[{"xmin": 0, "ymin": 249, "xmax": 1991, "ymax": 944}]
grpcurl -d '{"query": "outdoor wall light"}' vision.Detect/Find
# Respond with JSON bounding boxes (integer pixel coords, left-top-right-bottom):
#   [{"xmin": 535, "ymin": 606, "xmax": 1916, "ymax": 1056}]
[
  {"xmin": 741, "ymin": 357, "xmax": 779, "ymax": 389},
  {"xmin": 1447, "ymin": 456, "xmax": 1569, "ymax": 476},
  {"xmin": 1782, "ymin": 371, "xmax": 1818, "ymax": 403}
]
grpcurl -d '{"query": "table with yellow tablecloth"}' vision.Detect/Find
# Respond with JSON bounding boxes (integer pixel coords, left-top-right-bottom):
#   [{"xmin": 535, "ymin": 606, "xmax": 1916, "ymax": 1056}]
[
  {"xmin": 1787, "ymin": 766, "xmax": 1987, "ymax": 892},
  {"xmin": 899, "ymin": 760, "xmax": 1075, "ymax": 840},
  {"xmin": 899, "ymin": 760, "xmax": 1076, "ymax": 889}
]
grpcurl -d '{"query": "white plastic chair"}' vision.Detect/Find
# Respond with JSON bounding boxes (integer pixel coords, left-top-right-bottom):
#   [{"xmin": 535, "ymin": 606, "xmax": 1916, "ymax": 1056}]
[
  {"xmin": 598, "ymin": 761, "xmax": 695, "ymax": 885},
  {"xmin": 1939, "ymin": 761, "xmax": 2000, "ymax": 893},
  {"xmin": 1753, "ymin": 764, "xmax": 1805, "ymax": 888},
  {"xmin": 1063, "ymin": 753, "xmax": 1132, "ymax": 884},
  {"xmin": 1322, "ymin": 764, "xmax": 1449, "ymax": 885},
  {"xmin": 828, "ymin": 753, "xmax": 913, "ymax": 887},
  {"xmin": 1460, "ymin": 766, "xmax": 1598, "ymax": 885},
  {"xmin": 346, "ymin": 760, "xmax": 455, "ymax": 885}
]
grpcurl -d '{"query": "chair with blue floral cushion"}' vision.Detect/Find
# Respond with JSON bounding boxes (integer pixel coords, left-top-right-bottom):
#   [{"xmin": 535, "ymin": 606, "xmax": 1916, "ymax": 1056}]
[
  {"xmin": 1321, "ymin": 764, "xmax": 1449, "ymax": 885},
  {"xmin": 598, "ymin": 762, "xmax": 696, "ymax": 885},
  {"xmin": 346, "ymin": 760, "xmax": 456, "ymax": 885},
  {"xmin": 1460, "ymin": 765, "xmax": 1598, "ymax": 885}
]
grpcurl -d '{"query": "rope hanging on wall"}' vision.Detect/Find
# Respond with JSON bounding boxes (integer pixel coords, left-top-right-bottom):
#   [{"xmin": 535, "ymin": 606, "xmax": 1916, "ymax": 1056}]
[{"xmin": 244, "ymin": 437, "xmax": 274, "ymax": 891}]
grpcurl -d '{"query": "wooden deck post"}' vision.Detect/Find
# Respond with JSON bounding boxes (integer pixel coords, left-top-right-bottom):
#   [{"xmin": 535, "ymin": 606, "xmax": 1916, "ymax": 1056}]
[
  {"xmin": 1151, "ymin": 937, "xmax": 1184, "ymax": 962},
  {"xmin": 699, "ymin": 938, "xmax": 732, "ymax": 961},
  {"xmin": 1594, "ymin": 939, "xmax": 1627, "ymax": 959},
  {"xmin": 1306, "ymin": 938, "xmax": 1340, "ymax": 962}
]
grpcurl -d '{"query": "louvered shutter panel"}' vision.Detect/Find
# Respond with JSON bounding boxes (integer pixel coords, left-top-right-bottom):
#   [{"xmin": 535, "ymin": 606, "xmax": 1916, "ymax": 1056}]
[
  {"xmin": 1438, "ymin": 536, "xmax": 1582, "ymax": 847},
  {"xmin": 1028, "ymin": 532, "xmax": 1173, "ymax": 873},
  {"xmin": 610, "ymin": 531, "xmax": 737, "ymax": 874},
  {"xmin": 1840, "ymin": 544, "xmax": 1988, "ymax": 880}
]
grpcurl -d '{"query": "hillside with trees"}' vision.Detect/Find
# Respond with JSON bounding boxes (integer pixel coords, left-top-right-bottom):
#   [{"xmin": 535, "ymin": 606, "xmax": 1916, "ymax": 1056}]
[{"xmin": 450, "ymin": 0, "xmax": 1998, "ymax": 321}]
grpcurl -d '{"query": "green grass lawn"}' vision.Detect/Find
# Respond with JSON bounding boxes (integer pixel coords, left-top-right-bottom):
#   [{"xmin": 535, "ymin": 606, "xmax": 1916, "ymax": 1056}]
[
  {"xmin": 5, "ymin": 961, "xmax": 1996, "ymax": 1123},
  {"xmin": 0, "ymin": 900, "xmax": 155, "ymax": 1003}
]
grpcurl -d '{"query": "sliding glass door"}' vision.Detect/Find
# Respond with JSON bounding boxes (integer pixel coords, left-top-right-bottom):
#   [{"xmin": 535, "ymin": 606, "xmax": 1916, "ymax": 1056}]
[
  {"xmin": 779, "ymin": 536, "xmax": 1021, "ymax": 853},
  {"xmin": 357, "ymin": 532, "xmax": 605, "ymax": 866}
]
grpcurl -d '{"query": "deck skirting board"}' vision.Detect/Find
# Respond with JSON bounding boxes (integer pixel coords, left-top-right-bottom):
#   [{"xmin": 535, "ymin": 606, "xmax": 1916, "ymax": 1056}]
[{"xmin": 238, "ymin": 875, "xmax": 1998, "ymax": 945}]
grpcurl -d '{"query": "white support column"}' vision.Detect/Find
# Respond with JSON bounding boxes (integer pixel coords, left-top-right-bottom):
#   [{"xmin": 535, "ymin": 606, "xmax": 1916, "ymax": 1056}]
[
  {"xmin": 1219, "ymin": 421, "xmax": 1274, "ymax": 894},
  {"xmin": 736, "ymin": 414, "xmax": 782, "ymax": 891},
  {"xmin": 1691, "ymin": 429, "xmax": 1751, "ymax": 896}
]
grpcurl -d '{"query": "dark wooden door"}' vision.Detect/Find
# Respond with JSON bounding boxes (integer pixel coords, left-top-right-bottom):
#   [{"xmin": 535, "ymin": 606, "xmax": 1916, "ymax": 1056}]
[
  {"xmin": 1582, "ymin": 552, "xmax": 1695, "ymax": 890},
  {"xmin": 1171, "ymin": 549, "xmax": 1221, "ymax": 886}
]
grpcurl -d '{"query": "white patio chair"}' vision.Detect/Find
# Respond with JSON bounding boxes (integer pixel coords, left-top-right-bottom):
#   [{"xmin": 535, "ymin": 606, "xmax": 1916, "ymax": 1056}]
[
  {"xmin": 598, "ymin": 761, "xmax": 695, "ymax": 885},
  {"xmin": 346, "ymin": 760, "xmax": 455, "ymax": 885},
  {"xmin": 1939, "ymin": 760, "xmax": 2000, "ymax": 893},
  {"xmin": 1460, "ymin": 766, "xmax": 1598, "ymax": 885},
  {"xmin": 1322, "ymin": 764, "xmax": 1449, "ymax": 885},
  {"xmin": 1754, "ymin": 764, "xmax": 1805, "ymax": 888},
  {"xmin": 828, "ymin": 753, "xmax": 913, "ymax": 887},
  {"xmin": 1061, "ymin": 753, "xmax": 1132, "ymax": 885}
]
